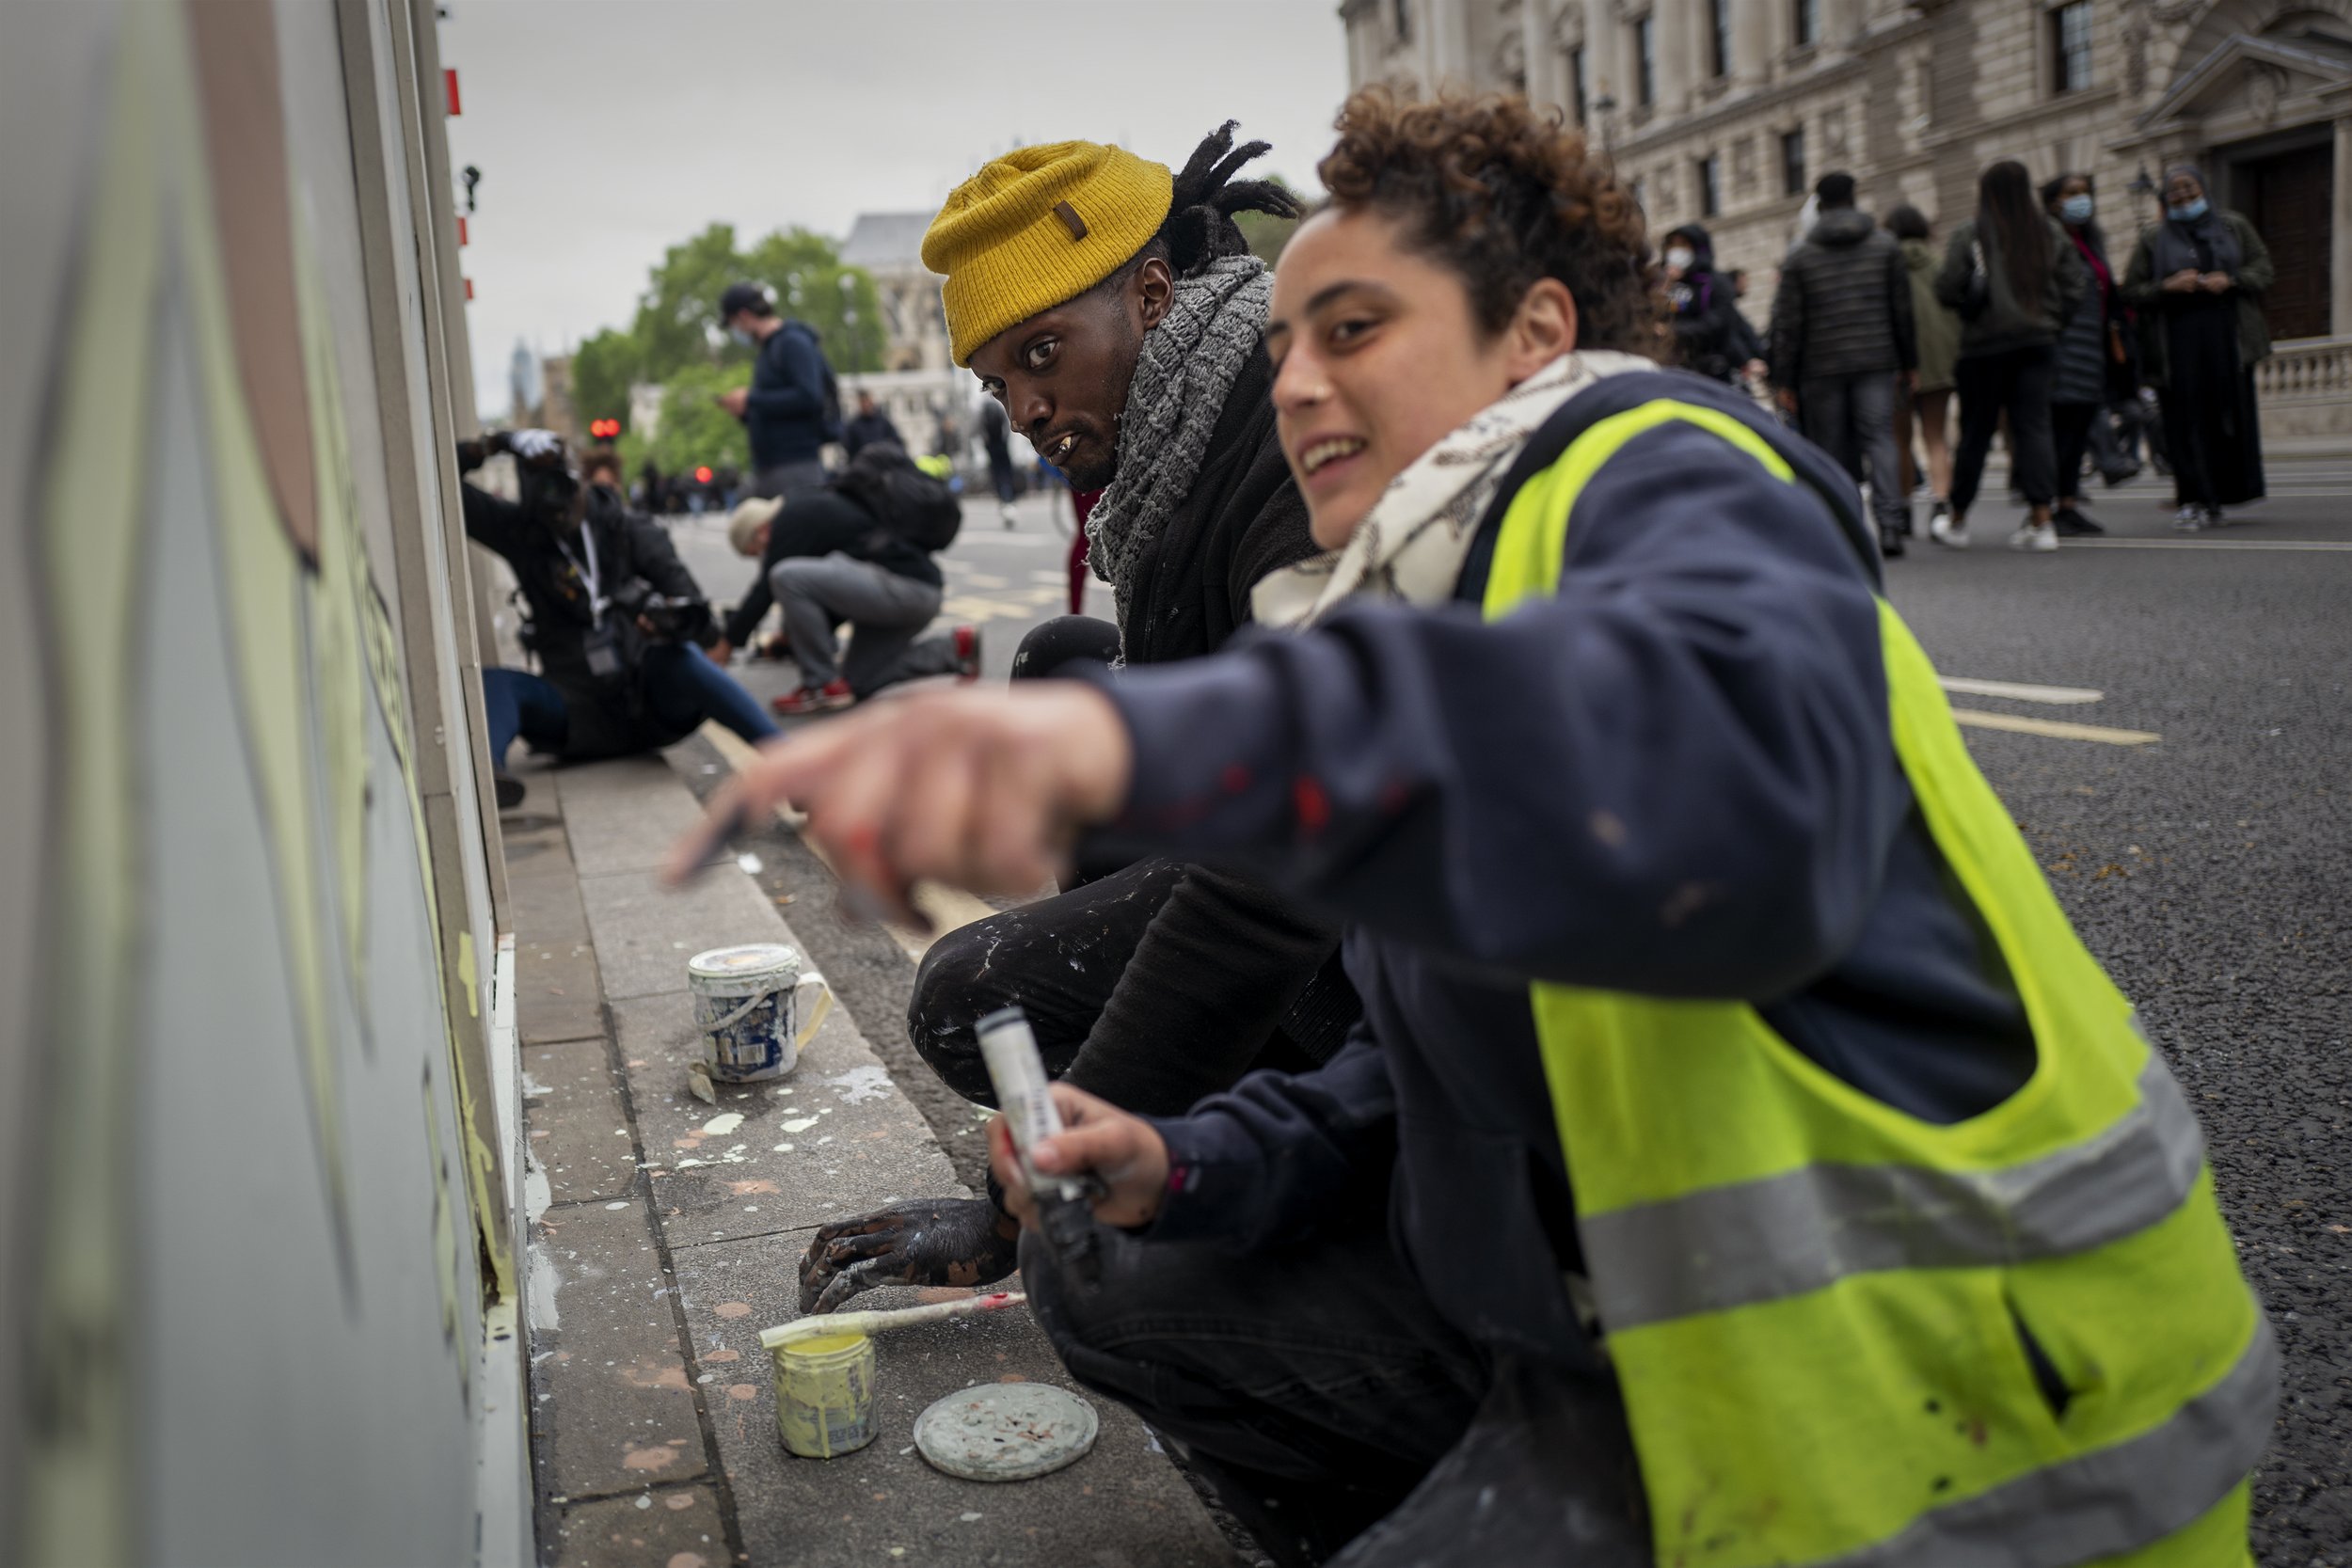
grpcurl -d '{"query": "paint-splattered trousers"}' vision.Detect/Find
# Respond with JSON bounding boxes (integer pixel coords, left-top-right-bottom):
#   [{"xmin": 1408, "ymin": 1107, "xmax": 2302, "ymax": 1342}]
[{"xmin": 1020, "ymin": 1219, "xmax": 1649, "ymax": 1568}]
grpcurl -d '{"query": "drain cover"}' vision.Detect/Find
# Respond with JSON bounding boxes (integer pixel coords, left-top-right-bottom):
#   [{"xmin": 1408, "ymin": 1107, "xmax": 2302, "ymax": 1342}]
[{"xmin": 913, "ymin": 1384, "xmax": 1100, "ymax": 1481}]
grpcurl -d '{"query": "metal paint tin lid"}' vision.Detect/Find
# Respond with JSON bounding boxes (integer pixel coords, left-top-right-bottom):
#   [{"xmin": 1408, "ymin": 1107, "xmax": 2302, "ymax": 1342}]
[
  {"xmin": 688, "ymin": 942, "xmax": 800, "ymax": 988},
  {"xmin": 913, "ymin": 1384, "xmax": 1100, "ymax": 1482}
]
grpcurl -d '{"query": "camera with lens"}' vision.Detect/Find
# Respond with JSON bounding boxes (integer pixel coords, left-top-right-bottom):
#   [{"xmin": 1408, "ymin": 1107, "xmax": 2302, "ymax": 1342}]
[{"xmin": 608, "ymin": 580, "xmax": 709, "ymax": 643}]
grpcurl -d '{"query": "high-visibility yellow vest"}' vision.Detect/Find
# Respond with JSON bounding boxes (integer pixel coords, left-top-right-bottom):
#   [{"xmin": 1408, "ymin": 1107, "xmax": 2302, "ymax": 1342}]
[{"xmin": 1480, "ymin": 397, "xmax": 2275, "ymax": 1568}]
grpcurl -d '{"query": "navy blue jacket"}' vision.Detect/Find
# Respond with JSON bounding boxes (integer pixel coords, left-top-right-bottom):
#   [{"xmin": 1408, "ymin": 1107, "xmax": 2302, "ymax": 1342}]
[
  {"xmin": 745, "ymin": 321, "xmax": 834, "ymax": 470},
  {"xmin": 1081, "ymin": 370, "xmax": 2034, "ymax": 1366}
]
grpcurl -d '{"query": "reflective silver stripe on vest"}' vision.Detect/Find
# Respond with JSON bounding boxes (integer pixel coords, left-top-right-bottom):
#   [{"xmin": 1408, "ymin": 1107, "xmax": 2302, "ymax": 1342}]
[
  {"xmin": 1816, "ymin": 1313, "xmax": 2279, "ymax": 1568},
  {"xmin": 1581, "ymin": 1052, "xmax": 2205, "ymax": 1332}
]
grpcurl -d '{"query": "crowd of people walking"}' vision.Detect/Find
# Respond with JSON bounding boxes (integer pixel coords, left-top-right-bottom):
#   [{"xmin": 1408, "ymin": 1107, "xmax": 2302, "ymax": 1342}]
[{"xmin": 1757, "ymin": 157, "xmax": 2274, "ymax": 552}]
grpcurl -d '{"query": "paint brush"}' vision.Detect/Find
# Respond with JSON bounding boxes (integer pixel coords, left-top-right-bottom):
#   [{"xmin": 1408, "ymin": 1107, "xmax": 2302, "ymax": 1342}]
[{"xmin": 758, "ymin": 1291, "xmax": 1028, "ymax": 1352}]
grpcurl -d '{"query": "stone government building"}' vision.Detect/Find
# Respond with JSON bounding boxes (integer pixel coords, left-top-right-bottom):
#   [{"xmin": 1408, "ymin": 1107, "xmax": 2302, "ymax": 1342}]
[{"xmin": 1341, "ymin": 0, "xmax": 2352, "ymax": 442}]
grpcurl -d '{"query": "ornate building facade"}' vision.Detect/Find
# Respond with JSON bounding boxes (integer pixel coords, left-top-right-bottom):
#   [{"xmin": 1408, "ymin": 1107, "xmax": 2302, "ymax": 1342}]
[{"xmin": 1342, "ymin": 0, "xmax": 2352, "ymax": 439}]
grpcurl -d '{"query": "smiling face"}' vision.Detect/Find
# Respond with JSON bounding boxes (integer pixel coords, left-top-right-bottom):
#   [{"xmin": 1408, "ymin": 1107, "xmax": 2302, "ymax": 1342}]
[
  {"xmin": 967, "ymin": 255, "xmax": 1173, "ymax": 490},
  {"xmin": 1265, "ymin": 207, "xmax": 1578, "ymax": 549}
]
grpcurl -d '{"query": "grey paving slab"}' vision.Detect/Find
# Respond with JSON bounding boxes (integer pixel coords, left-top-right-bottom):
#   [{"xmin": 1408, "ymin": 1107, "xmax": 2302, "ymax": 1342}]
[
  {"xmin": 614, "ymin": 992, "xmax": 963, "ymax": 1248},
  {"xmin": 672, "ymin": 1243, "xmax": 1233, "ymax": 1568},
  {"xmin": 518, "ymin": 937, "xmax": 606, "ymax": 1046},
  {"xmin": 533, "ymin": 1197, "xmax": 710, "ymax": 1500},
  {"xmin": 578, "ymin": 866, "xmax": 784, "ymax": 1002},
  {"xmin": 507, "ymin": 853, "xmax": 592, "ymax": 946},
  {"xmin": 551, "ymin": 1483, "xmax": 730, "ymax": 1568},
  {"xmin": 559, "ymin": 755, "xmax": 731, "ymax": 877},
  {"xmin": 524, "ymin": 1038, "xmax": 640, "ymax": 1206}
]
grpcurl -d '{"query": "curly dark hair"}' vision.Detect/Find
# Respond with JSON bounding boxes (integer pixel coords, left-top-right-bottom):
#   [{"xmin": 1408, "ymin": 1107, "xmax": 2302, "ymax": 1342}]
[{"xmin": 1315, "ymin": 88, "xmax": 1663, "ymax": 356}]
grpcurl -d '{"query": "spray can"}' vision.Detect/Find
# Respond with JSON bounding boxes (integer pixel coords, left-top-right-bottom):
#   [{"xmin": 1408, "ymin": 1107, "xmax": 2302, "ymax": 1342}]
[{"xmin": 975, "ymin": 1006, "xmax": 1101, "ymax": 1287}]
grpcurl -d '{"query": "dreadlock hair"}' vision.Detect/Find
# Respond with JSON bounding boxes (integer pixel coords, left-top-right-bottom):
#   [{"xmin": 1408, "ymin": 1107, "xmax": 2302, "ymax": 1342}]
[
  {"xmin": 1091, "ymin": 121, "xmax": 1303, "ymax": 297},
  {"xmin": 1315, "ymin": 87, "xmax": 1664, "ymax": 356},
  {"xmin": 1978, "ymin": 160, "xmax": 2051, "ymax": 318}
]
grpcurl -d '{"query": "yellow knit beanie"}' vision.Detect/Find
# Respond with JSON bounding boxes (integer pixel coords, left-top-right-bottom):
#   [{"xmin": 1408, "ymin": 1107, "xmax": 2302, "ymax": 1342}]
[{"xmin": 922, "ymin": 141, "xmax": 1174, "ymax": 366}]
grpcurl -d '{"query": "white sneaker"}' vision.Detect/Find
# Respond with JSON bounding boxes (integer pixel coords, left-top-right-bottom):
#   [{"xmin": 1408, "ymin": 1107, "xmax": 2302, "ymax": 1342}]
[
  {"xmin": 1930, "ymin": 513, "xmax": 1970, "ymax": 548},
  {"xmin": 999, "ymin": 500, "xmax": 1019, "ymax": 529},
  {"xmin": 2173, "ymin": 505, "xmax": 2204, "ymax": 532},
  {"xmin": 2009, "ymin": 522, "xmax": 2058, "ymax": 553}
]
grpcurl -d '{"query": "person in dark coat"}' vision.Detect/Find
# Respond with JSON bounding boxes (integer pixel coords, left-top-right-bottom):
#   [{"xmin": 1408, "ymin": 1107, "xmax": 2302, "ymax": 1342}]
[
  {"xmin": 1662, "ymin": 223, "xmax": 1762, "ymax": 385},
  {"xmin": 1769, "ymin": 172, "xmax": 1917, "ymax": 557},
  {"xmin": 716, "ymin": 281, "xmax": 841, "ymax": 500},
  {"xmin": 2040, "ymin": 173, "xmax": 2125, "ymax": 536},
  {"xmin": 1932, "ymin": 160, "xmax": 2087, "ymax": 553},
  {"xmin": 458, "ymin": 430, "xmax": 776, "ymax": 807},
  {"xmin": 2122, "ymin": 164, "xmax": 2273, "ymax": 530},
  {"xmin": 840, "ymin": 388, "xmax": 903, "ymax": 459},
  {"xmin": 977, "ymin": 396, "xmax": 1021, "ymax": 526},
  {"xmin": 792, "ymin": 124, "xmax": 1353, "ymax": 1315}
]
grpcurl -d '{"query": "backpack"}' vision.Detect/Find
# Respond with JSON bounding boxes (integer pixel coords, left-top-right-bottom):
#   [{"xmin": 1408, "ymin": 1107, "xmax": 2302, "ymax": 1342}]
[{"xmin": 833, "ymin": 441, "xmax": 961, "ymax": 554}]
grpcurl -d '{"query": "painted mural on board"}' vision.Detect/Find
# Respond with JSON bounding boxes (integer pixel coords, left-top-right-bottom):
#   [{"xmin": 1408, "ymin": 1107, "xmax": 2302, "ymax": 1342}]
[{"xmin": 3, "ymin": 5, "xmax": 498, "ymax": 1563}]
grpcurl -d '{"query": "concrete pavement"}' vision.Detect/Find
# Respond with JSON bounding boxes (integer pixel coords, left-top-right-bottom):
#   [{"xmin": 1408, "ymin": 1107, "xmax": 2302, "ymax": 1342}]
[{"xmin": 509, "ymin": 745, "xmax": 1232, "ymax": 1567}]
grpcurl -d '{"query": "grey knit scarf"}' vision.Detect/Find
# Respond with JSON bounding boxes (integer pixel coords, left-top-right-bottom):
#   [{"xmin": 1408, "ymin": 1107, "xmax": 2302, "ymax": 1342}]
[{"xmin": 1087, "ymin": 254, "xmax": 1272, "ymax": 636}]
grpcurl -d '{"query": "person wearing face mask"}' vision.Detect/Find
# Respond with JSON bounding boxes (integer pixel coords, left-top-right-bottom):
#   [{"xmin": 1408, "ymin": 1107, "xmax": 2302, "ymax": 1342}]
[
  {"xmin": 715, "ymin": 280, "xmax": 843, "ymax": 502},
  {"xmin": 2122, "ymin": 165, "xmax": 2273, "ymax": 531},
  {"xmin": 2039, "ymin": 173, "xmax": 2129, "ymax": 536},
  {"xmin": 1661, "ymin": 223, "xmax": 1764, "ymax": 387},
  {"xmin": 680, "ymin": 91, "xmax": 2274, "ymax": 1568}
]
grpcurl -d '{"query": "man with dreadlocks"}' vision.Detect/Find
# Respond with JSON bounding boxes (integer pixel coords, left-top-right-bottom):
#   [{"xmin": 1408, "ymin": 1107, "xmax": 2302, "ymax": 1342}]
[{"xmin": 794, "ymin": 124, "xmax": 1361, "ymax": 1314}]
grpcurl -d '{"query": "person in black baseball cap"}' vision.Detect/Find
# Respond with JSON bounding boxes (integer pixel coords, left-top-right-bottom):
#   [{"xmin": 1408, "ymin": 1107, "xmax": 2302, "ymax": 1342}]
[{"xmin": 716, "ymin": 280, "xmax": 843, "ymax": 500}]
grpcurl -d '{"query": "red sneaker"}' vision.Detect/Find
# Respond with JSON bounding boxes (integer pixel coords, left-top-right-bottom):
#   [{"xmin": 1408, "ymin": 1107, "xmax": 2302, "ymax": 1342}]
[
  {"xmin": 952, "ymin": 624, "xmax": 982, "ymax": 682},
  {"xmin": 771, "ymin": 678, "xmax": 853, "ymax": 716}
]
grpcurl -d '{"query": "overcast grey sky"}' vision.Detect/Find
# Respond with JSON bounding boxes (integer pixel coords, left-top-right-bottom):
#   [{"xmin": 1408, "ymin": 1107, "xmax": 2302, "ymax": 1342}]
[{"xmin": 440, "ymin": 0, "xmax": 1351, "ymax": 418}]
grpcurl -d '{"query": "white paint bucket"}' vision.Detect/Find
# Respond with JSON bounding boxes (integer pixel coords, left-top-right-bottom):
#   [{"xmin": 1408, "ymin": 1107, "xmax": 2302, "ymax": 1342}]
[{"xmin": 687, "ymin": 943, "xmax": 833, "ymax": 1083}]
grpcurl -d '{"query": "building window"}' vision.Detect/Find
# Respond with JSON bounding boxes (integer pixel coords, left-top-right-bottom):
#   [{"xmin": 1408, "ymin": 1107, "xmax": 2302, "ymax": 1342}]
[
  {"xmin": 1793, "ymin": 0, "xmax": 1820, "ymax": 47},
  {"xmin": 1709, "ymin": 0, "xmax": 1734, "ymax": 78},
  {"xmin": 1780, "ymin": 127, "xmax": 1806, "ymax": 197},
  {"xmin": 1392, "ymin": 0, "xmax": 1412, "ymax": 46},
  {"xmin": 1633, "ymin": 14, "xmax": 1656, "ymax": 106},
  {"xmin": 1698, "ymin": 153, "xmax": 1723, "ymax": 216},
  {"xmin": 1569, "ymin": 44, "xmax": 1589, "ymax": 124},
  {"xmin": 2051, "ymin": 2, "xmax": 2092, "ymax": 94}
]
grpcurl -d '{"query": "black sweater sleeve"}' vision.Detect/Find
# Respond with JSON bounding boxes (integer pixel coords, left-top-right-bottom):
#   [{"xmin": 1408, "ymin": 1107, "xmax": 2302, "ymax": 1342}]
[{"xmin": 1058, "ymin": 864, "xmax": 1341, "ymax": 1118}]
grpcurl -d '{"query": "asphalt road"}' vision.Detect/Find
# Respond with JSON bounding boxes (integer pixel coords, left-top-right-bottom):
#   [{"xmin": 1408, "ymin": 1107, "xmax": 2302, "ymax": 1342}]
[{"xmin": 665, "ymin": 457, "xmax": 2351, "ymax": 1565}]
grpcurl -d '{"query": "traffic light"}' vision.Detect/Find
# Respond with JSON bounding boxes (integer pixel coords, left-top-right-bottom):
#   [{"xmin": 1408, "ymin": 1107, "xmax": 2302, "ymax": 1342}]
[
  {"xmin": 694, "ymin": 466, "xmax": 713, "ymax": 484},
  {"xmin": 588, "ymin": 418, "xmax": 620, "ymax": 441}
]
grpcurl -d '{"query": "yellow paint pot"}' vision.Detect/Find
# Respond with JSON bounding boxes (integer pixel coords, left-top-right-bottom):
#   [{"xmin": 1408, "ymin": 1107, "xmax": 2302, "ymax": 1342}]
[{"xmin": 771, "ymin": 1330, "xmax": 876, "ymax": 1459}]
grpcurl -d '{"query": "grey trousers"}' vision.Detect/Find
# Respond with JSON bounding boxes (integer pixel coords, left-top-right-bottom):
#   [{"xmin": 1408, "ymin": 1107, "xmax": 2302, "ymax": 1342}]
[
  {"xmin": 1800, "ymin": 370, "xmax": 1909, "ymax": 539},
  {"xmin": 770, "ymin": 552, "xmax": 958, "ymax": 697},
  {"xmin": 751, "ymin": 457, "xmax": 830, "ymax": 501}
]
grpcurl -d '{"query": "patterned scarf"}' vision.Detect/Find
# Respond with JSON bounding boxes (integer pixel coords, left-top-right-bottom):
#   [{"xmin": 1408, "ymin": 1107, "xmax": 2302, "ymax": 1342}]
[
  {"xmin": 1088, "ymin": 254, "xmax": 1272, "ymax": 635},
  {"xmin": 1251, "ymin": 350, "xmax": 1653, "ymax": 628}
]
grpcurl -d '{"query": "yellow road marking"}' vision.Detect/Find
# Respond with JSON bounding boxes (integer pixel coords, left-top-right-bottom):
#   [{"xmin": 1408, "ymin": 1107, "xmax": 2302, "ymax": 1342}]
[
  {"xmin": 696, "ymin": 722, "xmax": 1002, "ymax": 959},
  {"xmin": 1949, "ymin": 709, "xmax": 2160, "ymax": 746},
  {"xmin": 1939, "ymin": 676, "xmax": 2104, "ymax": 705}
]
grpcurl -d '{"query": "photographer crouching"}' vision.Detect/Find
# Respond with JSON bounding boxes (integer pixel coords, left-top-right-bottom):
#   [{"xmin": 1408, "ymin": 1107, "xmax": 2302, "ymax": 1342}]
[{"xmin": 459, "ymin": 428, "xmax": 777, "ymax": 806}]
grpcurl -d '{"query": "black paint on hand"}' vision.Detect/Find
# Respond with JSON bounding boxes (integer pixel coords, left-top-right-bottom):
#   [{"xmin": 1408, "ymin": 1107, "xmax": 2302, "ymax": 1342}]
[{"xmin": 798, "ymin": 1196, "xmax": 1021, "ymax": 1315}]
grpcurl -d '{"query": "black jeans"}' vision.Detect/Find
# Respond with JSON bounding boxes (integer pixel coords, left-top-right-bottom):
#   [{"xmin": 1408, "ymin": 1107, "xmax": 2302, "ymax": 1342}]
[
  {"xmin": 2051, "ymin": 402, "xmax": 2098, "ymax": 502},
  {"xmin": 1022, "ymin": 1222, "xmax": 1649, "ymax": 1567},
  {"xmin": 1798, "ymin": 370, "xmax": 1908, "ymax": 541},
  {"xmin": 1950, "ymin": 344, "xmax": 2057, "ymax": 516}
]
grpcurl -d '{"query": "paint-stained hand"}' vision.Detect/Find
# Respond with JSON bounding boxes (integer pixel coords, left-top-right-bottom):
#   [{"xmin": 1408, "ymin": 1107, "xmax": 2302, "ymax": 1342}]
[
  {"xmin": 988, "ymin": 1085, "xmax": 1168, "ymax": 1232},
  {"xmin": 661, "ymin": 684, "xmax": 1133, "ymax": 920},
  {"xmin": 798, "ymin": 1197, "xmax": 1021, "ymax": 1315}
]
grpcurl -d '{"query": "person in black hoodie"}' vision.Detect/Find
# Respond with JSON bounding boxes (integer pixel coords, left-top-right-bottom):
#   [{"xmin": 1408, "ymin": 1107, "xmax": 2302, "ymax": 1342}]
[
  {"xmin": 1770, "ymin": 172, "xmax": 1917, "ymax": 557},
  {"xmin": 716, "ymin": 281, "xmax": 840, "ymax": 501},
  {"xmin": 1662, "ymin": 223, "xmax": 1762, "ymax": 385},
  {"xmin": 789, "ymin": 125, "xmax": 1355, "ymax": 1315},
  {"xmin": 459, "ymin": 429, "xmax": 775, "ymax": 807}
]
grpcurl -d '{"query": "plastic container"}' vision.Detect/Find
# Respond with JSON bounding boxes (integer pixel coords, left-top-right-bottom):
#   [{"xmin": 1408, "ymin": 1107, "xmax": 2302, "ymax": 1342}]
[
  {"xmin": 688, "ymin": 942, "xmax": 832, "ymax": 1084},
  {"xmin": 772, "ymin": 1330, "xmax": 877, "ymax": 1459}
]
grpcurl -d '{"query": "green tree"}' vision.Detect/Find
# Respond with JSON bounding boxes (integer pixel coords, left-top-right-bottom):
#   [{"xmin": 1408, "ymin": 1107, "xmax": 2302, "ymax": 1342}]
[
  {"xmin": 620, "ymin": 361, "xmax": 749, "ymax": 478},
  {"xmin": 631, "ymin": 222, "xmax": 745, "ymax": 382},
  {"xmin": 570, "ymin": 325, "xmax": 640, "ymax": 436}
]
